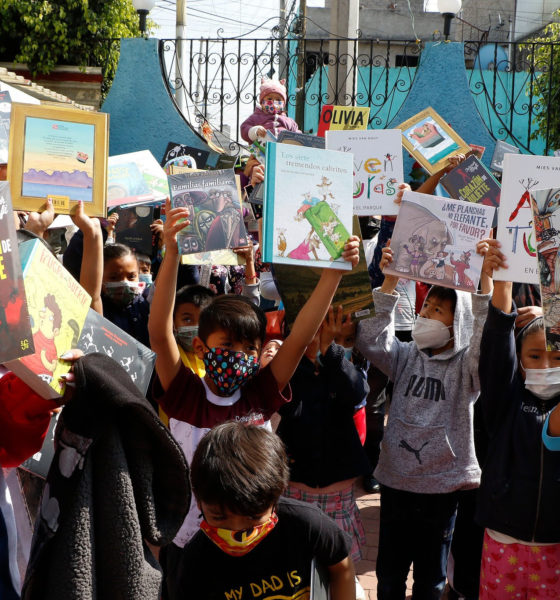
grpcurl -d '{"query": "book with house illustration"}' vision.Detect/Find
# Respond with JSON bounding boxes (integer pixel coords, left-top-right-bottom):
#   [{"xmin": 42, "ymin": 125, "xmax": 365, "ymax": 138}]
[
  {"xmin": 168, "ymin": 168, "xmax": 249, "ymax": 255},
  {"xmin": 383, "ymin": 190, "xmax": 494, "ymax": 292},
  {"xmin": 0, "ymin": 182, "xmax": 34, "ymax": 363},
  {"xmin": 326, "ymin": 129, "xmax": 403, "ymax": 216},
  {"xmin": 530, "ymin": 187, "xmax": 560, "ymax": 350},
  {"xmin": 494, "ymin": 154, "xmax": 560, "ymax": 285},
  {"xmin": 4, "ymin": 238, "xmax": 91, "ymax": 399},
  {"xmin": 273, "ymin": 218, "xmax": 374, "ymax": 327},
  {"xmin": 263, "ymin": 142, "xmax": 354, "ymax": 270}
]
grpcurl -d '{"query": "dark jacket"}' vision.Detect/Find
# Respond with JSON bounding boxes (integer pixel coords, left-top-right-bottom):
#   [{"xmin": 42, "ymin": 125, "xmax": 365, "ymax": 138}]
[
  {"xmin": 476, "ymin": 302, "xmax": 560, "ymax": 543},
  {"xmin": 22, "ymin": 353, "xmax": 190, "ymax": 600},
  {"xmin": 102, "ymin": 289, "xmax": 151, "ymax": 348},
  {"xmin": 278, "ymin": 343, "xmax": 371, "ymax": 487}
]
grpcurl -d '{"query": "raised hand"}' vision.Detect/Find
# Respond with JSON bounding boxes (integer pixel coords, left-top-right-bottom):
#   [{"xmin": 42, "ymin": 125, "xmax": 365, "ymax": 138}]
[{"xmin": 162, "ymin": 197, "xmax": 190, "ymax": 255}]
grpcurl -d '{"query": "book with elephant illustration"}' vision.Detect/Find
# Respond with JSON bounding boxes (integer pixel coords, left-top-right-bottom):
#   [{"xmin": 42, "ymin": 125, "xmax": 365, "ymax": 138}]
[
  {"xmin": 262, "ymin": 142, "xmax": 354, "ymax": 270},
  {"xmin": 383, "ymin": 191, "xmax": 495, "ymax": 292}
]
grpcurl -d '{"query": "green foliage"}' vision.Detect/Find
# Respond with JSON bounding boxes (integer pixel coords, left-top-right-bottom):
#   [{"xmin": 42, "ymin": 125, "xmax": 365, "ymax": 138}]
[{"xmin": 0, "ymin": 0, "xmax": 145, "ymax": 97}]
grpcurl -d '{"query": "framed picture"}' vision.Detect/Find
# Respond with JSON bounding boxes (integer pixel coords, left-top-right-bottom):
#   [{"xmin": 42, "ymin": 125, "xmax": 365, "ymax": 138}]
[
  {"xmin": 396, "ymin": 107, "xmax": 471, "ymax": 175},
  {"xmin": 8, "ymin": 102, "xmax": 108, "ymax": 216}
]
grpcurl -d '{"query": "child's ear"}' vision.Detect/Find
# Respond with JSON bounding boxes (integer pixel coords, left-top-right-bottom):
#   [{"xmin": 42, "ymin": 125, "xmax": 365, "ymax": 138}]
[{"xmin": 192, "ymin": 336, "xmax": 207, "ymax": 359}]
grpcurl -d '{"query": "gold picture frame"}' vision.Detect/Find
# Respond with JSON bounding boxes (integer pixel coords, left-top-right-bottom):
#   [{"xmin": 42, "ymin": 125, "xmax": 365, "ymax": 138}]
[
  {"xmin": 396, "ymin": 107, "xmax": 471, "ymax": 175},
  {"xmin": 8, "ymin": 102, "xmax": 108, "ymax": 216}
]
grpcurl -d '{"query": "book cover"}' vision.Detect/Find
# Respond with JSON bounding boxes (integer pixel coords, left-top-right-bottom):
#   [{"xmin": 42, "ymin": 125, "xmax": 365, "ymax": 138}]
[
  {"xmin": 0, "ymin": 182, "xmax": 34, "ymax": 362},
  {"xmin": 490, "ymin": 140, "xmax": 520, "ymax": 173},
  {"xmin": 440, "ymin": 155, "xmax": 501, "ymax": 209},
  {"xmin": 107, "ymin": 150, "xmax": 168, "ymax": 208},
  {"xmin": 169, "ymin": 169, "xmax": 249, "ymax": 255},
  {"xmin": 494, "ymin": 154, "xmax": 560, "ymax": 284},
  {"xmin": 263, "ymin": 142, "xmax": 354, "ymax": 270},
  {"xmin": 161, "ymin": 141, "xmax": 210, "ymax": 169},
  {"xmin": 273, "ymin": 218, "xmax": 374, "ymax": 327},
  {"xmin": 317, "ymin": 105, "xmax": 370, "ymax": 137},
  {"xmin": 77, "ymin": 308, "xmax": 156, "ymax": 395},
  {"xmin": 277, "ymin": 130, "xmax": 326, "ymax": 149},
  {"xmin": 384, "ymin": 191, "xmax": 495, "ymax": 292},
  {"xmin": 325, "ymin": 129, "xmax": 403, "ymax": 216},
  {"xmin": 110, "ymin": 204, "xmax": 155, "ymax": 256},
  {"xmin": 0, "ymin": 89, "xmax": 11, "ymax": 164},
  {"xmin": 181, "ymin": 249, "xmax": 245, "ymax": 266},
  {"xmin": 5, "ymin": 238, "xmax": 91, "ymax": 399},
  {"xmin": 531, "ymin": 187, "xmax": 560, "ymax": 350},
  {"xmin": 469, "ymin": 144, "xmax": 485, "ymax": 159}
]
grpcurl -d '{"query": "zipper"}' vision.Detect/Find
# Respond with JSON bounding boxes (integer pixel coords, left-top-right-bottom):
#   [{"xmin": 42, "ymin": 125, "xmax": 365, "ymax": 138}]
[{"xmin": 531, "ymin": 403, "xmax": 546, "ymax": 542}]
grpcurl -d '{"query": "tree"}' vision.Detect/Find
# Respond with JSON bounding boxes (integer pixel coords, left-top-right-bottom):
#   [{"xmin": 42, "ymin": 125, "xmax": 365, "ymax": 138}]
[{"xmin": 0, "ymin": 0, "xmax": 144, "ymax": 97}]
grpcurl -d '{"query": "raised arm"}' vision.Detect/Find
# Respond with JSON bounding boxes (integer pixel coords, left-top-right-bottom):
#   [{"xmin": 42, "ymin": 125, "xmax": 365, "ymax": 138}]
[{"xmin": 148, "ymin": 198, "xmax": 190, "ymax": 391}]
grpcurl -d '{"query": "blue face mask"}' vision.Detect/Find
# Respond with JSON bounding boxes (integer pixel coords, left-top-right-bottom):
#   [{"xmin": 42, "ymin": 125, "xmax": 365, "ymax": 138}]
[{"xmin": 139, "ymin": 272, "xmax": 152, "ymax": 287}]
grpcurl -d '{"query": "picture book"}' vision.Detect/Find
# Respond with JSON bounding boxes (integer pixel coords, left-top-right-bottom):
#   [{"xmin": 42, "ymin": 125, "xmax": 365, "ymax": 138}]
[
  {"xmin": 325, "ymin": 129, "xmax": 403, "ymax": 216},
  {"xmin": 263, "ymin": 142, "xmax": 354, "ymax": 270},
  {"xmin": 77, "ymin": 308, "xmax": 156, "ymax": 395},
  {"xmin": 107, "ymin": 150, "xmax": 169, "ymax": 208},
  {"xmin": 277, "ymin": 130, "xmax": 326, "ymax": 148},
  {"xmin": 0, "ymin": 90, "xmax": 12, "ymax": 164},
  {"xmin": 109, "ymin": 204, "xmax": 155, "ymax": 256},
  {"xmin": 161, "ymin": 142, "xmax": 210, "ymax": 169},
  {"xmin": 490, "ymin": 140, "xmax": 520, "ymax": 173},
  {"xmin": 530, "ymin": 187, "xmax": 560, "ymax": 350},
  {"xmin": 469, "ymin": 144, "xmax": 485, "ymax": 159},
  {"xmin": 317, "ymin": 105, "xmax": 370, "ymax": 137},
  {"xmin": 0, "ymin": 182, "xmax": 34, "ymax": 363},
  {"xmin": 440, "ymin": 155, "xmax": 501, "ymax": 209},
  {"xmin": 396, "ymin": 107, "xmax": 471, "ymax": 175},
  {"xmin": 5, "ymin": 238, "xmax": 91, "ymax": 399},
  {"xmin": 494, "ymin": 154, "xmax": 560, "ymax": 284},
  {"xmin": 168, "ymin": 169, "xmax": 249, "ymax": 255},
  {"xmin": 273, "ymin": 218, "xmax": 374, "ymax": 327},
  {"xmin": 383, "ymin": 190, "xmax": 495, "ymax": 292}
]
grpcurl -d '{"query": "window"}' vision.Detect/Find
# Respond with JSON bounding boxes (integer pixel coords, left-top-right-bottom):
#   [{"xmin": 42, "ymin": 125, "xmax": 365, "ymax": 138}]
[{"xmin": 395, "ymin": 54, "xmax": 419, "ymax": 67}]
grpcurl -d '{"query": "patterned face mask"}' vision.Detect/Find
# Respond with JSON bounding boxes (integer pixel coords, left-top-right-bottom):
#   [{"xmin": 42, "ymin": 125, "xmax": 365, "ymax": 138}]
[
  {"xmin": 200, "ymin": 512, "xmax": 278, "ymax": 556},
  {"xmin": 202, "ymin": 347, "xmax": 260, "ymax": 396},
  {"xmin": 261, "ymin": 99, "xmax": 285, "ymax": 115},
  {"xmin": 103, "ymin": 281, "xmax": 144, "ymax": 308},
  {"xmin": 175, "ymin": 325, "xmax": 198, "ymax": 352}
]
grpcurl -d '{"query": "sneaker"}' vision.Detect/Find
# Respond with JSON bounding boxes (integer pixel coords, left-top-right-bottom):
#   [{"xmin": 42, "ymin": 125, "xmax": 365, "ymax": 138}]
[
  {"xmin": 355, "ymin": 576, "xmax": 366, "ymax": 600},
  {"xmin": 363, "ymin": 474, "xmax": 380, "ymax": 494}
]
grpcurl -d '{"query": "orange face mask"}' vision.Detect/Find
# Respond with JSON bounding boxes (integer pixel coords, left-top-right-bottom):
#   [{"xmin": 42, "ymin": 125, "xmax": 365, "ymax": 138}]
[{"xmin": 200, "ymin": 512, "xmax": 278, "ymax": 556}]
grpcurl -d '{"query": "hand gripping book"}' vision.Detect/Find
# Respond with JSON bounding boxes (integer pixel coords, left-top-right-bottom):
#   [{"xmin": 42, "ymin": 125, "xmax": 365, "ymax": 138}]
[
  {"xmin": 5, "ymin": 238, "xmax": 91, "ymax": 399},
  {"xmin": 0, "ymin": 182, "xmax": 34, "ymax": 362}
]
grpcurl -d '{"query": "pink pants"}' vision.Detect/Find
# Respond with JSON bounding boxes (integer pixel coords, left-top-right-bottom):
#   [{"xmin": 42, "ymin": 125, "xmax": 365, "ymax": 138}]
[{"xmin": 479, "ymin": 530, "xmax": 560, "ymax": 599}]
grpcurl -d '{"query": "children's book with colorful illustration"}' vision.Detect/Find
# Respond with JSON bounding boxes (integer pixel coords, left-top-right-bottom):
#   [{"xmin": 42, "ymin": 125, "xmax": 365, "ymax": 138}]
[
  {"xmin": 5, "ymin": 238, "xmax": 91, "ymax": 399},
  {"xmin": 383, "ymin": 190, "xmax": 495, "ymax": 292},
  {"xmin": 0, "ymin": 182, "xmax": 34, "ymax": 363},
  {"xmin": 107, "ymin": 150, "xmax": 169, "ymax": 208},
  {"xmin": 161, "ymin": 141, "xmax": 210, "ymax": 169},
  {"xmin": 273, "ymin": 218, "xmax": 374, "ymax": 327},
  {"xmin": 325, "ymin": 129, "xmax": 403, "ymax": 216},
  {"xmin": 168, "ymin": 169, "xmax": 249, "ymax": 255},
  {"xmin": 263, "ymin": 142, "xmax": 354, "ymax": 270},
  {"xmin": 494, "ymin": 154, "xmax": 560, "ymax": 285}
]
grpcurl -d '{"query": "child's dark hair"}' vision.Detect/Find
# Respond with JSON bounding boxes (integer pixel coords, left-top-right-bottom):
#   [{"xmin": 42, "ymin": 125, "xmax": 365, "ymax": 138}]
[
  {"xmin": 190, "ymin": 421, "xmax": 289, "ymax": 515},
  {"xmin": 136, "ymin": 253, "xmax": 151, "ymax": 268},
  {"xmin": 103, "ymin": 243, "xmax": 136, "ymax": 264},
  {"xmin": 516, "ymin": 316, "xmax": 544, "ymax": 352},
  {"xmin": 198, "ymin": 295, "xmax": 267, "ymax": 347},
  {"xmin": 174, "ymin": 284, "xmax": 216, "ymax": 316},
  {"xmin": 426, "ymin": 285, "xmax": 457, "ymax": 314}
]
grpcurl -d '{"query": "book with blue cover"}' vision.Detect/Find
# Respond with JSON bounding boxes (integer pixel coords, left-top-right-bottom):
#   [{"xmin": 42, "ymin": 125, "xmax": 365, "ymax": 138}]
[{"xmin": 262, "ymin": 142, "xmax": 354, "ymax": 270}]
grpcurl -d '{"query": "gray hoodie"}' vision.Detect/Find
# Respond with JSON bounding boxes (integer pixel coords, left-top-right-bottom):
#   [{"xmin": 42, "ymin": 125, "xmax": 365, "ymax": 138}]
[{"xmin": 356, "ymin": 288, "xmax": 490, "ymax": 494}]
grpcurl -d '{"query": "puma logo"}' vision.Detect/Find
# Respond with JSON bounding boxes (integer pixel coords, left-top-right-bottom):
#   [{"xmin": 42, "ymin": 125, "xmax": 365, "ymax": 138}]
[{"xmin": 399, "ymin": 439, "xmax": 429, "ymax": 464}]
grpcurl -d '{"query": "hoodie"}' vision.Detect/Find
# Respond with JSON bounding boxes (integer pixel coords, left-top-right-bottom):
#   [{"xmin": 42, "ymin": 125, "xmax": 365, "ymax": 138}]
[{"xmin": 356, "ymin": 288, "xmax": 490, "ymax": 494}]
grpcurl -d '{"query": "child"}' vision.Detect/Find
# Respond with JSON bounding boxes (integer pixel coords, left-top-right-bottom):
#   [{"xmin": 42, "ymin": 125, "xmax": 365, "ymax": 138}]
[
  {"xmin": 136, "ymin": 252, "xmax": 153, "ymax": 287},
  {"xmin": 165, "ymin": 421, "xmax": 355, "ymax": 600},
  {"xmin": 149, "ymin": 199, "xmax": 359, "ymax": 561},
  {"xmin": 240, "ymin": 77, "xmax": 300, "ymax": 144},
  {"xmin": 475, "ymin": 241, "xmax": 560, "ymax": 599},
  {"xmin": 356, "ymin": 240, "xmax": 492, "ymax": 600}
]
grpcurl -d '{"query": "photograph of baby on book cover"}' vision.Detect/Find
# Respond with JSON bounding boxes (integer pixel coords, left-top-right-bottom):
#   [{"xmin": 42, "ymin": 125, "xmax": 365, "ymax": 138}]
[{"xmin": 531, "ymin": 187, "xmax": 560, "ymax": 350}]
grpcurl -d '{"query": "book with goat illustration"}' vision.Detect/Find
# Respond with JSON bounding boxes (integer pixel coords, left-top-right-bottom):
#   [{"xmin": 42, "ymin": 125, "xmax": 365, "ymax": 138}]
[
  {"xmin": 383, "ymin": 190, "xmax": 494, "ymax": 292},
  {"xmin": 262, "ymin": 142, "xmax": 354, "ymax": 270}
]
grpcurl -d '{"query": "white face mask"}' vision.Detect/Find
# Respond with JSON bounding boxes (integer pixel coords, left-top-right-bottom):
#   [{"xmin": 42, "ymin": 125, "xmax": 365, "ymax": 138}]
[
  {"xmin": 412, "ymin": 316, "xmax": 453, "ymax": 350},
  {"xmin": 522, "ymin": 364, "xmax": 560, "ymax": 400}
]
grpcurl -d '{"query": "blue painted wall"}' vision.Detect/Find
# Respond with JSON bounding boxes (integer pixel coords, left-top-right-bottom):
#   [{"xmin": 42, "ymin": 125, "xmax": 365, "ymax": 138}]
[{"xmin": 101, "ymin": 38, "xmax": 219, "ymax": 166}]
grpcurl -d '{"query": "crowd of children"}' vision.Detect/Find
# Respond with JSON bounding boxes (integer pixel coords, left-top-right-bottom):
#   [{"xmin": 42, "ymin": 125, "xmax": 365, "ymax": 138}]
[{"xmin": 2, "ymin": 80, "xmax": 560, "ymax": 600}]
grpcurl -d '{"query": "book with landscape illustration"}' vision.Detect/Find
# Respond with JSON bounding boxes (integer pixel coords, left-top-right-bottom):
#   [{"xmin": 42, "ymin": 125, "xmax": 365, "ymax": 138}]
[
  {"xmin": 263, "ymin": 142, "xmax": 354, "ymax": 270},
  {"xmin": 168, "ymin": 168, "xmax": 249, "ymax": 255},
  {"xmin": 0, "ymin": 182, "xmax": 34, "ymax": 363},
  {"xmin": 326, "ymin": 129, "xmax": 403, "ymax": 216},
  {"xmin": 383, "ymin": 190, "xmax": 494, "ymax": 292},
  {"xmin": 5, "ymin": 238, "xmax": 91, "ymax": 399}
]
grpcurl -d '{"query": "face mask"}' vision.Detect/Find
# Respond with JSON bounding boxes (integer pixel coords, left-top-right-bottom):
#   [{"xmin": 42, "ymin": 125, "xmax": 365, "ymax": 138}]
[
  {"xmin": 343, "ymin": 347, "xmax": 354, "ymax": 361},
  {"xmin": 261, "ymin": 99, "xmax": 285, "ymax": 115},
  {"xmin": 522, "ymin": 363, "xmax": 560, "ymax": 400},
  {"xmin": 203, "ymin": 347, "xmax": 260, "ymax": 396},
  {"xmin": 175, "ymin": 325, "xmax": 198, "ymax": 352},
  {"xmin": 412, "ymin": 316, "xmax": 453, "ymax": 350},
  {"xmin": 139, "ymin": 272, "xmax": 152, "ymax": 287},
  {"xmin": 103, "ymin": 281, "xmax": 144, "ymax": 308},
  {"xmin": 200, "ymin": 512, "xmax": 278, "ymax": 556}
]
